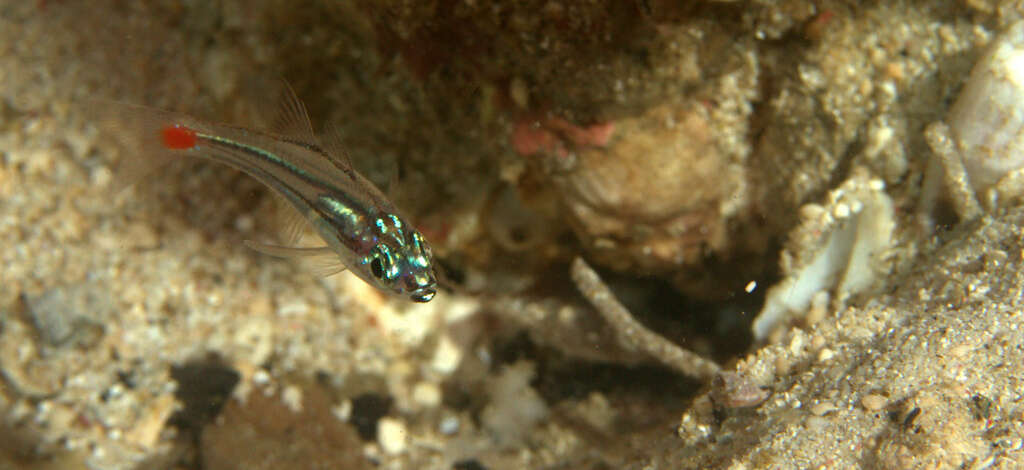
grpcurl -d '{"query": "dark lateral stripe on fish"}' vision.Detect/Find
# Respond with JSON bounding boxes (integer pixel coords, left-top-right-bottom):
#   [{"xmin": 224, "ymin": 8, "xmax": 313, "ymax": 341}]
[{"xmin": 193, "ymin": 132, "xmax": 375, "ymax": 249}]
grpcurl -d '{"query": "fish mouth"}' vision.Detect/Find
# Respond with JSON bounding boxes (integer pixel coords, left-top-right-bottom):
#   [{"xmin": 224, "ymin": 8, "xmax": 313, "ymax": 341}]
[{"xmin": 409, "ymin": 288, "xmax": 436, "ymax": 303}]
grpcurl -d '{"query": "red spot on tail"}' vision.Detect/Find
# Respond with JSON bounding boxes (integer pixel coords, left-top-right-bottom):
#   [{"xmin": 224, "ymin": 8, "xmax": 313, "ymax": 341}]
[{"xmin": 161, "ymin": 126, "xmax": 197, "ymax": 149}]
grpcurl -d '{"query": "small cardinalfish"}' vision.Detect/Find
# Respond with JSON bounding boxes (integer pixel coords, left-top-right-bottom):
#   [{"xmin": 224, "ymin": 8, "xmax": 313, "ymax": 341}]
[{"xmin": 95, "ymin": 84, "xmax": 438, "ymax": 302}]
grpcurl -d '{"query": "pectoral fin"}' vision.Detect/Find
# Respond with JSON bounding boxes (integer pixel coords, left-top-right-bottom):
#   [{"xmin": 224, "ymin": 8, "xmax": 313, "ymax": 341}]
[
  {"xmin": 244, "ymin": 240, "xmax": 348, "ymax": 277},
  {"xmin": 244, "ymin": 240, "xmax": 334, "ymax": 258}
]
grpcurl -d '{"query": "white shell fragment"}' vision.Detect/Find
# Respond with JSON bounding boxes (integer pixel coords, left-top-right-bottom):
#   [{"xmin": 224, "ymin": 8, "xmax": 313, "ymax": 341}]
[
  {"xmin": 377, "ymin": 417, "xmax": 409, "ymax": 455},
  {"xmin": 948, "ymin": 21, "xmax": 1024, "ymax": 193},
  {"xmin": 753, "ymin": 171, "xmax": 895, "ymax": 340}
]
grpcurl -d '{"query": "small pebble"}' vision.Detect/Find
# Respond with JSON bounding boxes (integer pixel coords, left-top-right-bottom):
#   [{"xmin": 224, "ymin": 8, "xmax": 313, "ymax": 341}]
[
  {"xmin": 281, "ymin": 385, "xmax": 303, "ymax": 413},
  {"xmin": 377, "ymin": 417, "xmax": 408, "ymax": 455},
  {"xmin": 252, "ymin": 369, "xmax": 271, "ymax": 386},
  {"xmin": 788, "ymin": 334, "xmax": 806, "ymax": 355},
  {"xmin": 431, "ymin": 335, "xmax": 462, "ymax": 376},
  {"xmin": 91, "ymin": 165, "xmax": 112, "ymax": 187},
  {"xmin": 710, "ymin": 372, "xmax": 770, "ymax": 408},
  {"xmin": 332, "ymin": 399, "xmax": 352, "ymax": 422},
  {"xmin": 22, "ymin": 282, "xmax": 111, "ymax": 347},
  {"xmin": 811, "ymin": 335, "xmax": 826, "ymax": 350},
  {"xmin": 278, "ymin": 299, "xmax": 309, "ymax": 316},
  {"xmin": 774, "ymin": 356, "xmax": 792, "ymax": 376},
  {"xmin": 412, "ymin": 382, "xmax": 441, "ymax": 408},
  {"xmin": 861, "ymin": 394, "xmax": 888, "ymax": 411},
  {"xmin": 833, "ymin": 203, "xmax": 851, "ymax": 218},
  {"xmin": 439, "ymin": 415, "xmax": 460, "ymax": 435},
  {"xmin": 810, "ymin": 401, "xmax": 837, "ymax": 416}
]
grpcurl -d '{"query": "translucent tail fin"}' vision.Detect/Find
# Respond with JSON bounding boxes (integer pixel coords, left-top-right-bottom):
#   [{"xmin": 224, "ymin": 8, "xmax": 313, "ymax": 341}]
[{"xmin": 87, "ymin": 100, "xmax": 202, "ymax": 193}]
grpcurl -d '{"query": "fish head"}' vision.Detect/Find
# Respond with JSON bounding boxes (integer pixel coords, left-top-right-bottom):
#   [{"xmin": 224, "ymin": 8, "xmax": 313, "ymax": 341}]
[{"xmin": 364, "ymin": 217, "xmax": 437, "ymax": 302}]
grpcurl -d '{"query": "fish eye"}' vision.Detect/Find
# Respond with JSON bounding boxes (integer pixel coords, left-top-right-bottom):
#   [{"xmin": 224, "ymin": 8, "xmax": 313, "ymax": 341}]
[
  {"xmin": 370, "ymin": 257, "xmax": 385, "ymax": 279},
  {"xmin": 370, "ymin": 258, "xmax": 382, "ymax": 280}
]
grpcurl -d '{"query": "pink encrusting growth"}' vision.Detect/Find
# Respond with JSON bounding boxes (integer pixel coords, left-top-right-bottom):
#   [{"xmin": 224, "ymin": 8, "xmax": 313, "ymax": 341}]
[
  {"xmin": 512, "ymin": 120, "xmax": 568, "ymax": 157},
  {"xmin": 161, "ymin": 125, "xmax": 198, "ymax": 149},
  {"xmin": 511, "ymin": 116, "xmax": 615, "ymax": 158}
]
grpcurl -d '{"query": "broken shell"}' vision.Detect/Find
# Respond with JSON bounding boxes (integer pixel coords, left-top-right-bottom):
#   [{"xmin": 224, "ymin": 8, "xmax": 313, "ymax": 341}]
[
  {"xmin": 753, "ymin": 170, "xmax": 895, "ymax": 340},
  {"xmin": 947, "ymin": 20, "xmax": 1024, "ymax": 193}
]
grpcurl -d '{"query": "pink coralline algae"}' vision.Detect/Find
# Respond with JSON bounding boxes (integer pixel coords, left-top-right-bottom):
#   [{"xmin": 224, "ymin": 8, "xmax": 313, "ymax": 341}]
[{"xmin": 511, "ymin": 116, "xmax": 616, "ymax": 158}]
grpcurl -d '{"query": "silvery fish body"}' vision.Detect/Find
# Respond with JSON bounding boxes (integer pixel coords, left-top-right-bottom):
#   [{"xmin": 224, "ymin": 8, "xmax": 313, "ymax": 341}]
[{"xmin": 95, "ymin": 85, "xmax": 438, "ymax": 302}]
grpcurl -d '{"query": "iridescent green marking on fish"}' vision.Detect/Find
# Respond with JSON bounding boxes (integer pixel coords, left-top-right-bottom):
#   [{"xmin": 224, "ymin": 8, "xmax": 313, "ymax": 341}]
[
  {"xmin": 407, "ymin": 232, "xmax": 431, "ymax": 269},
  {"xmin": 316, "ymin": 194, "xmax": 372, "ymax": 248},
  {"xmin": 318, "ymin": 195, "xmax": 359, "ymax": 222}
]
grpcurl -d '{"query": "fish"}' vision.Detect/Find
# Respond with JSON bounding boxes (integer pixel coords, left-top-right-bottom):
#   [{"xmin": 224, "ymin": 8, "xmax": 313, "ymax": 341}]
[{"xmin": 93, "ymin": 83, "xmax": 438, "ymax": 302}]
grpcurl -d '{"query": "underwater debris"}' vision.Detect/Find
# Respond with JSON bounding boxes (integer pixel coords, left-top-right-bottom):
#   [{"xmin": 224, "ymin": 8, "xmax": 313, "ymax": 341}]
[
  {"xmin": 21, "ymin": 282, "xmax": 109, "ymax": 348},
  {"xmin": 553, "ymin": 103, "xmax": 749, "ymax": 299},
  {"xmin": 569, "ymin": 257, "xmax": 720, "ymax": 380},
  {"xmin": 709, "ymin": 371, "xmax": 770, "ymax": 409},
  {"xmin": 924, "ymin": 122, "xmax": 983, "ymax": 221},
  {"xmin": 753, "ymin": 170, "xmax": 895, "ymax": 340},
  {"xmin": 480, "ymin": 361, "xmax": 549, "ymax": 447},
  {"xmin": 925, "ymin": 20, "xmax": 1024, "ymax": 219}
]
